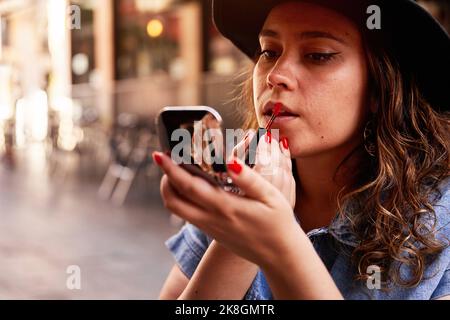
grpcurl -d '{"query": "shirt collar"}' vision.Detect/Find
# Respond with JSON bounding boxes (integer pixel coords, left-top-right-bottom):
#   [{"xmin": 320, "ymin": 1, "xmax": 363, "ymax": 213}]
[
  {"xmin": 297, "ymin": 199, "xmax": 361, "ymax": 248},
  {"xmin": 328, "ymin": 211, "xmax": 360, "ymax": 247}
]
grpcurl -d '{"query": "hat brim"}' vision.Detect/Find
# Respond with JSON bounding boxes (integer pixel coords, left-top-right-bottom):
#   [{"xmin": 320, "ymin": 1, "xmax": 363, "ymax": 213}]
[{"xmin": 213, "ymin": 0, "xmax": 450, "ymax": 112}]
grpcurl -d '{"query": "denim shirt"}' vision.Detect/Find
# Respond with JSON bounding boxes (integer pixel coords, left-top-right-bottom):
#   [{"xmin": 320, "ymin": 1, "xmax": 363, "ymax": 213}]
[{"xmin": 165, "ymin": 178, "xmax": 450, "ymax": 300}]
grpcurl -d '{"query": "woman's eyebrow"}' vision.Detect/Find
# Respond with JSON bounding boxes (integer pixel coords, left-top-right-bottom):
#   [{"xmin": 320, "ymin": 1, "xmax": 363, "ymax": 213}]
[{"xmin": 259, "ymin": 29, "xmax": 348, "ymax": 45}]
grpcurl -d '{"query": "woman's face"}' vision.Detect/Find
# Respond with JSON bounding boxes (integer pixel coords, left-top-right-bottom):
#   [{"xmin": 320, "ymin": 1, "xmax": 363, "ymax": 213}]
[{"xmin": 253, "ymin": 1, "xmax": 369, "ymax": 158}]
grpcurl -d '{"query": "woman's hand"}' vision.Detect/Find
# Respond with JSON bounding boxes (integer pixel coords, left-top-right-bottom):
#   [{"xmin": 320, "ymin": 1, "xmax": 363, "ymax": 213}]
[
  {"xmin": 154, "ymin": 140, "xmax": 299, "ymax": 267},
  {"xmin": 232, "ymin": 131, "xmax": 296, "ymax": 208}
]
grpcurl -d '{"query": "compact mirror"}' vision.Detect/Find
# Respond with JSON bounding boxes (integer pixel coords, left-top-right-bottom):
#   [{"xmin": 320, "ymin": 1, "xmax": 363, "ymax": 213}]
[{"xmin": 156, "ymin": 106, "xmax": 265, "ymax": 192}]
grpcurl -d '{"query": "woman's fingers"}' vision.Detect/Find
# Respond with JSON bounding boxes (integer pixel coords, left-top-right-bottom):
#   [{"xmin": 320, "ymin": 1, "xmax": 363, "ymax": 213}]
[
  {"xmin": 153, "ymin": 151, "xmax": 224, "ymax": 212},
  {"xmin": 160, "ymin": 174, "xmax": 207, "ymax": 226},
  {"xmin": 230, "ymin": 130, "xmax": 255, "ymax": 161},
  {"xmin": 252, "ymin": 133, "xmax": 295, "ymax": 206},
  {"xmin": 158, "ymin": 156, "xmax": 272, "ymax": 238},
  {"xmin": 255, "ymin": 133, "xmax": 292, "ymax": 174},
  {"xmin": 290, "ymin": 176, "xmax": 297, "ymax": 208},
  {"xmin": 279, "ymin": 137, "xmax": 292, "ymax": 170},
  {"xmin": 277, "ymin": 137, "xmax": 295, "ymax": 207},
  {"xmin": 254, "ymin": 133, "xmax": 272, "ymax": 177},
  {"xmin": 226, "ymin": 156, "xmax": 278, "ymax": 203}
]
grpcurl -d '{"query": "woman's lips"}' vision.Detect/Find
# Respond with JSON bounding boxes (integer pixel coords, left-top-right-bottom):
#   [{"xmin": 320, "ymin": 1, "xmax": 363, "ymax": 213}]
[{"xmin": 263, "ymin": 113, "xmax": 299, "ymax": 126}]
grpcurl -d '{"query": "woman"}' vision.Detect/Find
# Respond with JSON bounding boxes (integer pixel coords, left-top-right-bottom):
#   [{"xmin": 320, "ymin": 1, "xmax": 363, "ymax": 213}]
[{"xmin": 154, "ymin": 0, "xmax": 450, "ymax": 299}]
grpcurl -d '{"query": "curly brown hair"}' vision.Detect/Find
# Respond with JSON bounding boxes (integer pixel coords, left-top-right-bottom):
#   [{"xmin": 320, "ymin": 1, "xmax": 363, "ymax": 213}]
[{"xmin": 233, "ymin": 35, "xmax": 450, "ymax": 288}]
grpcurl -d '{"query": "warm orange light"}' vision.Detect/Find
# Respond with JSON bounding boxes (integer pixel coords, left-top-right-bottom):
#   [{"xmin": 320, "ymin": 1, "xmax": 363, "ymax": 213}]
[{"xmin": 146, "ymin": 19, "xmax": 163, "ymax": 38}]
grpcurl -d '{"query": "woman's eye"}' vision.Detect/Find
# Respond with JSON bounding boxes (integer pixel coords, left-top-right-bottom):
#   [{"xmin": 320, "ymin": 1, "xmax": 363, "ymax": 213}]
[
  {"xmin": 305, "ymin": 52, "xmax": 340, "ymax": 64},
  {"xmin": 259, "ymin": 50, "xmax": 279, "ymax": 60}
]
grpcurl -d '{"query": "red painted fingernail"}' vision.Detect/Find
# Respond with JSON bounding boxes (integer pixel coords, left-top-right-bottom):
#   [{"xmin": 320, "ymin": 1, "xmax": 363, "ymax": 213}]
[
  {"xmin": 227, "ymin": 159, "xmax": 242, "ymax": 175},
  {"xmin": 265, "ymin": 131, "xmax": 272, "ymax": 144},
  {"xmin": 153, "ymin": 152, "xmax": 163, "ymax": 166},
  {"xmin": 281, "ymin": 137, "xmax": 289, "ymax": 150}
]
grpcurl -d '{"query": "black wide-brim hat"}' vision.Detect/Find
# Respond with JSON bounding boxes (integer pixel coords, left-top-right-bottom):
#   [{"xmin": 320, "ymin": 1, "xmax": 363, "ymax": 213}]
[{"xmin": 213, "ymin": 0, "xmax": 449, "ymax": 112}]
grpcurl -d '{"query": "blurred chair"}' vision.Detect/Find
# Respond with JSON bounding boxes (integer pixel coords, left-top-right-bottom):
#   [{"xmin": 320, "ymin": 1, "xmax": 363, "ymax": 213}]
[{"xmin": 98, "ymin": 113, "xmax": 159, "ymax": 206}]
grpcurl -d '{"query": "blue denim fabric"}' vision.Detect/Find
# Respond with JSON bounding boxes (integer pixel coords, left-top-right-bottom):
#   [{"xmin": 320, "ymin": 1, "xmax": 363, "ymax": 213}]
[{"xmin": 165, "ymin": 178, "xmax": 450, "ymax": 300}]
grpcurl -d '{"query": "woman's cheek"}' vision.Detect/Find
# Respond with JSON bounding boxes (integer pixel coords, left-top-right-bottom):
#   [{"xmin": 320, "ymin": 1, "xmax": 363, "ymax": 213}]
[
  {"xmin": 321, "ymin": 110, "xmax": 362, "ymax": 147},
  {"xmin": 252, "ymin": 77, "xmax": 266, "ymax": 124},
  {"xmin": 288, "ymin": 116, "xmax": 345, "ymax": 157}
]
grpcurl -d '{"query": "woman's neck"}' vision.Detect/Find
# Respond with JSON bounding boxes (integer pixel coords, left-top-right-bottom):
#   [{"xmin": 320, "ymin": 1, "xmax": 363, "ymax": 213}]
[
  {"xmin": 294, "ymin": 156, "xmax": 340, "ymax": 233},
  {"xmin": 293, "ymin": 145, "xmax": 364, "ymax": 233}
]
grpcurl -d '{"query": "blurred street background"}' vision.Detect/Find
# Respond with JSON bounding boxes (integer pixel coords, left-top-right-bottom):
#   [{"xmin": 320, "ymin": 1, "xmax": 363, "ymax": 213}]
[{"xmin": 0, "ymin": 0, "xmax": 448, "ymax": 299}]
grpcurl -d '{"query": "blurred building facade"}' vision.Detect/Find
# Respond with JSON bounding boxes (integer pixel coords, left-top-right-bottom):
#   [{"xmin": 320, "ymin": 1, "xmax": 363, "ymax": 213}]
[
  {"xmin": 0, "ymin": 0, "xmax": 249, "ymax": 151},
  {"xmin": 0, "ymin": 0, "xmax": 254, "ymax": 185}
]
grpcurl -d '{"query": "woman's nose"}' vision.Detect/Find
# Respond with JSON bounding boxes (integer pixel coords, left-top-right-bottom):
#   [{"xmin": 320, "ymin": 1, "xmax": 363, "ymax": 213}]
[{"xmin": 266, "ymin": 59, "xmax": 296, "ymax": 91}]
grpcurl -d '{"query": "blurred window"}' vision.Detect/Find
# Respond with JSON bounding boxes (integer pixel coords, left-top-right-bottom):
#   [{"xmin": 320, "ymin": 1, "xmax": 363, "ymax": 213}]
[
  {"xmin": 115, "ymin": 0, "xmax": 181, "ymax": 80},
  {"xmin": 70, "ymin": 0, "xmax": 95, "ymax": 84}
]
